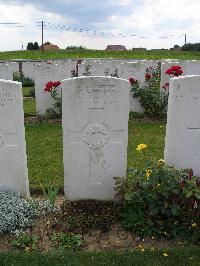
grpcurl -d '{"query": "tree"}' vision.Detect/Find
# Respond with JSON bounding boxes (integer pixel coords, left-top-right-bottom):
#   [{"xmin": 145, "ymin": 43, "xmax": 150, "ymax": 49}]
[
  {"xmin": 44, "ymin": 41, "xmax": 51, "ymax": 45},
  {"xmin": 33, "ymin": 42, "xmax": 39, "ymax": 50},
  {"xmin": 27, "ymin": 42, "xmax": 34, "ymax": 50},
  {"xmin": 181, "ymin": 43, "xmax": 200, "ymax": 51},
  {"xmin": 27, "ymin": 42, "xmax": 39, "ymax": 50}
]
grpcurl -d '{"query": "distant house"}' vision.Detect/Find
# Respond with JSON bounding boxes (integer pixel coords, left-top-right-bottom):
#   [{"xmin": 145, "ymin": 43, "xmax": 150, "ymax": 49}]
[
  {"xmin": 105, "ymin": 45, "xmax": 127, "ymax": 51},
  {"xmin": 40, "ymin": 44, "xmax": 59, "ymax": 50},
  {"xmin": 170, "ymin": 45, "xmax": 181, "ymax": 51}
]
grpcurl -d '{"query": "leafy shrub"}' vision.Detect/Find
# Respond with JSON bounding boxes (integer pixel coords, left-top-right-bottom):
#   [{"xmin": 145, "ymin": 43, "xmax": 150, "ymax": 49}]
[
  {"xmin": 114, "ymin": 144, "xmax": 200, "ymax": 241},
  {"xmin": 12, "ymin": 232, "xmax": 38, "ymax": 251},
  {"xmin": 131, "ymin": 63, "xmax": 168, "ymax": 118},
  {"xmin": 13, "ymin": 72, "xmax": 34, "ymax": 87},
  {"xmin": 129, "ymin": 111, "xmax": 145, "ymax": 120},
  {"xmin": 0, "ymin": 189, "xmax": 37, "ymax": 234}
]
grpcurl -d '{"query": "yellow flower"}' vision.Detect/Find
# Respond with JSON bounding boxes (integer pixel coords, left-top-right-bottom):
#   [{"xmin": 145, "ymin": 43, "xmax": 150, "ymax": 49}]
[
  {"xmin": 136, "ymin": 143, "xmax": 148, "ymax": 152},
  {"xmin": 141, "ymin": 248, "xmax": 145, "ymax": 252},
  {"xmin": 145, "ymin": 169, "xmax": 152, "ymax": 180},
  {"xmin": 138, "ymin": 244, "xmax": 143, "ymax": 249},
  {"xmin": 192, "ymin": 223, "xmax": 197, "ymax": 228},
  {"xmin": 158, "ymin": 159, "xmax": 165, "ymax": 166},
  {"xmin": 163, "ymin": 253, "xmax": 169, "ymax": 257}
]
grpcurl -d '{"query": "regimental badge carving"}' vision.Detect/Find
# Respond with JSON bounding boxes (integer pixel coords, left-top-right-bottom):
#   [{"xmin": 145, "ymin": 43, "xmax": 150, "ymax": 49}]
[{"xmin": 82, "ymin": 124, "xmax": 109, "ymax": 149}]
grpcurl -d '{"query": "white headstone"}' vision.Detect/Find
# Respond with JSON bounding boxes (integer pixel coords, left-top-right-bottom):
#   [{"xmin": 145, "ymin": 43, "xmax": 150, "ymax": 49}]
[
  {"xmin": 186, "ymin": 60, "xmax": 200, "ymax": 75},
  {"xmin": 35, "ymin": 60, "xmax": 77, "ymax": 115},
  {"xmin": 0, "ymin": 79, "xmax": 29, "ymax": 196},
  {"xmin": 62, "ymin": 76, "xmax": 129, "ymax": 200},
  {"xmin": 165, "ymin": 75, "xmax": 200, "ymax": 175},
  {"xmin": 0, "ymin": 63, "xmax": 18, "ymax": 80},
  {"xmin": 22, "ymin": 61, "xmax": 35, "ymax": 80}
]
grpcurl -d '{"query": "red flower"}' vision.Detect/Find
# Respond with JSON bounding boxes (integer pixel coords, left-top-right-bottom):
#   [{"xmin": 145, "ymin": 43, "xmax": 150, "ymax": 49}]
[
  {"xmin": 129, "ymin": 77, "xmax": 138, "ymax": 85},
  {"xmin": 44, "ymin": 81, "xmax": 53, "ymax": 92},
  {"xmin": 53, "ymin": 81, "xmax": 61, "ymax": 87},
  {"xmin": 44, "ymin": 81, "xmax": 61, "ymax": 92},
  {"xmin": 165, "ymin": 65, "xmax": 183, "ymax": 77},
  {"xmin": 162, "ymin": 82, "xmax": 169, "ymax": 91},
  {"xmin": 188, "ymin": 168, "xmax": 193, "ymax": 180},
  {"xmin": 145, "ymin": 73, "xmax": 152, "ymax": 80}
]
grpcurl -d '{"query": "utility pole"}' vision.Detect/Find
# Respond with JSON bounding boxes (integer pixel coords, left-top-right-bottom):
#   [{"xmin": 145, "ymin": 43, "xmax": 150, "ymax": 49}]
[
  {"xmin": 42, "ymin": 20, "xmax": 44, "ymax": 53},
  {"xmin": 185, "ymin": 33, "xmax": 187, "ymax": 45}
]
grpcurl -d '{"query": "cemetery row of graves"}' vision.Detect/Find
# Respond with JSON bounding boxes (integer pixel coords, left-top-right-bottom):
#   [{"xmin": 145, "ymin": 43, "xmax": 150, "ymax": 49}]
[{"xmin": 0, "ymin": 58, "xmax": 199, "ymax": 256}]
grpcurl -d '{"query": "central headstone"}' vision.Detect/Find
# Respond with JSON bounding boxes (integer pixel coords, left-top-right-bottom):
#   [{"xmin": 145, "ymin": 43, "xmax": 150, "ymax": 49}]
[
  {"xmin": 0, "ymin": 80, "xmax": 29, "ymax": 196},
  {"xmin": 62, "ymin": 76, "xmax": 129, "ymax": 200}
]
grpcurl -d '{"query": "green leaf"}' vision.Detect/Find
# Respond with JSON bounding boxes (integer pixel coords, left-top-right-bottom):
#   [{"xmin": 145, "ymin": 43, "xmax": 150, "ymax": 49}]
[
  {"xmin": 194, "ymin": 191, "xmax": 200, "ymax": 200},
  {"xmin": 124, "ymin": 192, "xmax": 134, "ymax": 201},
  {"xmin": 171, "ymin": 206, "xmax": 178, "ymax": 216},
  {"xmin": 186, "ymin": 191, "xmax": 193, "ymax": 198}
]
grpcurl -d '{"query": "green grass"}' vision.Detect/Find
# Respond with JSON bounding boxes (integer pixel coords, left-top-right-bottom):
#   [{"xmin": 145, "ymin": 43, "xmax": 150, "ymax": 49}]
[
  {"xmin": 25, "ymin": 121, "xmax": 165, "ymax": 190},
  {"xmin": 1, "ymin": 49, "xmax": 200, "ymax": 60},
  {"xmin": 26, "ymin": 124, "xmax": 63, "ymax": 190},
  {"xmin": 23, "ymin": 87, "xmax": 34, "ymax": 97},
  {"xmin": 0, "ymin": 248, "xmax": 200, "ymax": 266},
  {"xmin": 23, "ymin": 98, "xmax": 36, "ymax": 116}
]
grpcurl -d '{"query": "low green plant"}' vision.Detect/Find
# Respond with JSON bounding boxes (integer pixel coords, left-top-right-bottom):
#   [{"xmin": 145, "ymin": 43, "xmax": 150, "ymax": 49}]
[
  {"xmin": 51, "ymin": 232, "xmax": 83, "ymax": 252},
  {"xmin": 131, "ymin": 63, "xmax": 168, "ymax": 118},
  {"xmin": 0, "ymin": 189, "xmax": 37, "ymax": 234},
  {"xmin": 43, "ymin": 186, "xmax": 59, "ymax": 212},
  {"xmin": 129, "ymin": 111, "xmax": 145, "ymax": 120},
  {"xmin": 11, "ymin": 232, "xmax": 38, "ymax": 251},
  {"xmin": 115, "ymin": 144, "xmax": 200, "ymax": 241},
  {"xmin": 13, "ymin": 72, "xmax": 34, "ymax": 87}
]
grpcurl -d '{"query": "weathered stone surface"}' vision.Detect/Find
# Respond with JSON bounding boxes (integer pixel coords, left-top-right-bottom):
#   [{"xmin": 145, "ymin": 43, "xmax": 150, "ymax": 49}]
[
  {"xmin": 0, "ymin": 79, "xmax": 29, "ymax": 196},
  {"xmin": 62, "ymin": 76, "xmax": 129, "ymax": 200},
  {"xmin": 34, "ymin": 61, "xmax": 77, "ymax": 115},
  {"xmin": 0, "ymin": 63, "xmax": 18, "ymax": 80},
  {"xmin": 164, "ymin": 75, "xmax": 200, "ymax": 175}
]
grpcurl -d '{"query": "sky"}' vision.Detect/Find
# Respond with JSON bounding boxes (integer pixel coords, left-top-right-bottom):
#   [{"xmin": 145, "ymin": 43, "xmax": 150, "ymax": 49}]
[{"xmin": 0, "ymin": 0, "xmax": 199, "ymax": 51}]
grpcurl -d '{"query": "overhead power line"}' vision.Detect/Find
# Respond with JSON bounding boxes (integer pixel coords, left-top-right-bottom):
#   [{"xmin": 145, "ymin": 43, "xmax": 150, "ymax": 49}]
[{"xmin": 39, "ymin": 21, "xmax": 185, "ymax": 40}]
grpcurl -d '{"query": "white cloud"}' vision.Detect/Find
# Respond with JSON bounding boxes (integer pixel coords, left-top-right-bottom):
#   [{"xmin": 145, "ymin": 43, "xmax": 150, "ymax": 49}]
[{"xmin": 0, "ymin": 0, "xmax": 200, "ymax": 51}]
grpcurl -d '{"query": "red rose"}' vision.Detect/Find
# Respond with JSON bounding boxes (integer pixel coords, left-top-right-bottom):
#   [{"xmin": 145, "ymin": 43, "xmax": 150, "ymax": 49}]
[
  {"xmin": 44, "ymin": 81, "xmax": 53, "ymax": 92},
  {"xmin": 165, "ymin": 65, "xmax": 183, "ymax": 77},
  {"xmin": 45, "ymin": 81, "xmax": 61, "ymax": 92},
  {"xmin": 129, "ymin": 77, "xmax": 138, "ymax": 85},
  {"xmin": 145, "ymin": 73, "xmax": 151, "ymax": 79},
  {"xmin": 129, "ymin": 77, "xmax": 135, "ymax": 84},
  {"xmin": 52, "ymin": 81, "xmax": 61, "ymax": 87},
  {"xmin": 162, "ymin": 82, "xmax": 169, "ymax": 91}
]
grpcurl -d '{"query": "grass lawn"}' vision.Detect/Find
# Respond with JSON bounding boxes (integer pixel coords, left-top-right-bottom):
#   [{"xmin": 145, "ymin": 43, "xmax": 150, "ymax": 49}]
[
  {"xmin": 25, "ymin": 121, "xmax": 165, "ymax": 191},
  {"xmin": 23, "ymin": 98, "xmax": 36, "ymax": 116},
  {"xmin": 0, "ymin": 248, "xmax": 200, "ymax": 266},
  {"xmin": 1, "ymin": 49, "xmax": 200, "ymax": 60},
  {"xmin": 23, "ymin": 87, "xmax": 35, "ymax": 97}
]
